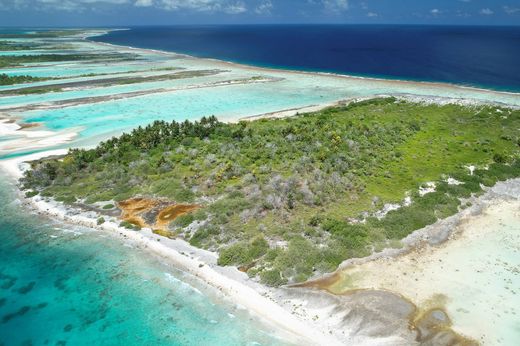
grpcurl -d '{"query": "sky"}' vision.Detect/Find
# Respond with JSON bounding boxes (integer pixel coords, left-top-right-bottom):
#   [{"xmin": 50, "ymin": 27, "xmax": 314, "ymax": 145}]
[{"xmin": 0, "ymin": 0, "xmax": 519, "ymax": 26}]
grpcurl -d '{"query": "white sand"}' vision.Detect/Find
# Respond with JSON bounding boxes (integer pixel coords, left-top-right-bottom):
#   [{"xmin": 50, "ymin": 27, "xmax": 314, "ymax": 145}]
[
  {"xmin": 329, "ymin": 184, "xmax": 520, "ymax": 345},
  {"xmin": 0, "ymin": 118, "xmax": 80, "ymax": 155}
]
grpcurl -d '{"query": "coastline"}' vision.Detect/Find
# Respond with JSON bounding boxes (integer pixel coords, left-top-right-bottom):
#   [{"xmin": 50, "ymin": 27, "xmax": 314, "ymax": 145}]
[
  {"xmin": 88, "ymin": 30, "xmax": 520, "ymax": 100},
  {"xmin": 1, "ymin": 29, "xmax": 519, "ymax": 160},
  {"xmin": 2, "ymin": 29, "xmax": 520, "ymax": 344},
  {"xmin": 6, "ymin": 143, "xmax": 519, "ymax": 344},
  {"xmin": 0, "ymin": 151, "xmax": 351, "ymax": 346},
  {"xmin": 300, "ymin": 178, "xmax": 520, "ymax": 345}
]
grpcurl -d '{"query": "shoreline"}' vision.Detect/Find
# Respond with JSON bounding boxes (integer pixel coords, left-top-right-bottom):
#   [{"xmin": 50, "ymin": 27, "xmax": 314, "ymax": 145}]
[
  {"xmin": 5, "ymin": 144, "xmax": 515, "ymax": 344},
  {"xmin": 87, "ymin": 30, "xmax": 520, "ymax": 99},
  {"xmin": 0, "ymin": 150, "xmax": 350, "ymax": 346},
  {"xmin": 299, "ymin": 178, "xmax": 520, "ymax": 345},
  {"xmin": 2, "ymin": 92, "xmax": 518, "ymax": 161},
  {"xmin": 1, "ymin": 30, "xmax": 519, "ymax": 159}
]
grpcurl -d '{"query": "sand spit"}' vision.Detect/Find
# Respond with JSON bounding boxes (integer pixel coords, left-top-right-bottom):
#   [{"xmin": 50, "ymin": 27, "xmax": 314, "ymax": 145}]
[
  {"xmin": 239, "ymin": 93, "xmax": 520, "ymax": 125},
  {"xmin": 87, "ymin": 31, "xmax": 520, "ymax": 103},
  {"xmin": 0, "ymin": 69, "xmax": 224, "ymax": 96},
  {"xmin": 0, "ymin": 118, "xmax": 80, "ymax": 156}
]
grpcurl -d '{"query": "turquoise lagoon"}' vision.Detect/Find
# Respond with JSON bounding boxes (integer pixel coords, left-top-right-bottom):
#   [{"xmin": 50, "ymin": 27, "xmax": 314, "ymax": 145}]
[{"xmin": 4, "ymin": 50, "xmax": 520, "ymax": 159}]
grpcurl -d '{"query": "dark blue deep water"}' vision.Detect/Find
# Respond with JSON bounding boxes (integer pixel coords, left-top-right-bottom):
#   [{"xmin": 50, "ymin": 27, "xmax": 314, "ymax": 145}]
[{"xmin": 94, "ymin": 25, "xmax": 520, "ymax": 92}]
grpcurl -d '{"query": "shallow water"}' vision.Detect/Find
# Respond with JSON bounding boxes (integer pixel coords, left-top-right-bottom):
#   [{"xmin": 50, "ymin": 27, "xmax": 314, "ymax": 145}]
[
  {"xmin": 2, "ymin": 33, "xmax": 519, "ymax": 160},
  {"xmin": 328, "ymin": 198, "xmax": 520, "ymax": 345},
  {"xmin": 0, "ymin": 174, "xmax": 291, "ymax": 345}
]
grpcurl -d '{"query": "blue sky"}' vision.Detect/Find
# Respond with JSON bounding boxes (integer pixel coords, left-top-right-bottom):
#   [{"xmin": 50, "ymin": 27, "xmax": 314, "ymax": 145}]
[{"xmin": 0, "ymin": 0, "xmax": 519, "ymax": 26}]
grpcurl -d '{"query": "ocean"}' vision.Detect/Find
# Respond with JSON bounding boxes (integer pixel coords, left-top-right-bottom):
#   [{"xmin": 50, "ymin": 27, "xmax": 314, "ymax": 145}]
[{"xmin": 94, "ymin": 25, "xmax": 520, "ymax": 92}]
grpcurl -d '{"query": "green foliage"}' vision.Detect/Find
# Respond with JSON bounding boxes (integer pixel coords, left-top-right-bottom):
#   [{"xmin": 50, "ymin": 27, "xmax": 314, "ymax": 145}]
[
  {"xmin": 172, "ymin": 213, "xmax": 195, "ymax": 228},
  {"xmin": 0, "ymin": 70, "xmax": 219, "ymax": 95},
  {"xmin": 217, "ymin": 236, "xmax": 268, "ymax": 266},
  {"xmin": 189, "ymin": 224, "xmax": 219, "ymax": 248},
  {"xmin": 120, "ymin": 221, "xmax": 141, "ymax": 231},
  {"xmin": 24, "ymin": 190, "xmax": 38, "ymax": 198},
  {"xmin": 260, "ymin": 269, "xmax": 288, "ymax": 287},
  {"xmin": 321, "ymin": 219, "xmax": 369, "ymax": 249},
  {"xmin": 0, "ymin": 52, "xmax": 138, "ymax": 68},
  {"xmin": 102, "ymin": 204, "xmax": 115, "ymax": 210},
  {"xmin": 97, "ymin": 217, "xmax": 105, "ymax": 225},
  {"xmin": 0, "ymin": 41, "xmax": 34, "ymax": 51},
  {"xmin": 0, "ymin": 73, "xmax": 46, "ymax": 86},
  {"xmin": 20, "ymin": 100, "xmax": 520, "ymax": 286}
]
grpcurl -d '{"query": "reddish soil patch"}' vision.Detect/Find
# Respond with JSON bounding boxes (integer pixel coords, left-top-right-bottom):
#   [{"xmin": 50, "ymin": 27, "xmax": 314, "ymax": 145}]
[{"xmin": 118, "ymin": 197, "xmax": 198, "ymax": 231}]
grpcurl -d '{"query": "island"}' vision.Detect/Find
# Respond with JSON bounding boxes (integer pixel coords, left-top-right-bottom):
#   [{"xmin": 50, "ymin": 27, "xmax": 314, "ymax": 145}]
[{"xmin": 1, "ymin": 28, "xmax": 519, "ymax": 345}]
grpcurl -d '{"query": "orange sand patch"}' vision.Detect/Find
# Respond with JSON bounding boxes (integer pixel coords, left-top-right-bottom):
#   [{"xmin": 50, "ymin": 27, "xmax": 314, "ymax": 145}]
[
  {"xmin": 118, "ymin": 197, "xmax": 198, "ymax": 231},
  {"xmin": 156, "ymin": 204, "xmax": 199, "ymax": 229}
]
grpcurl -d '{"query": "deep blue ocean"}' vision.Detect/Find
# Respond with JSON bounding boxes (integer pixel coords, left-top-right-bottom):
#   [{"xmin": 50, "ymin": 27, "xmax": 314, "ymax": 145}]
[{"xmin": 94, "ymin": 25, "xmax": 520, "ymax": 92}]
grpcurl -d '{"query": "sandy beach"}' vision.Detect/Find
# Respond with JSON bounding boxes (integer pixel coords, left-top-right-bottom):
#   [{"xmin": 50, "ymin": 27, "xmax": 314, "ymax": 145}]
[{"xmin": 307, "ymin": 178, "xmax": 520, "ymax": 345}]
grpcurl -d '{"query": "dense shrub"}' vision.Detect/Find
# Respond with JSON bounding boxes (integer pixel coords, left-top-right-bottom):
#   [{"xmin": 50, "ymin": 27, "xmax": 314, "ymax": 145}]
[{"xmin": 20, "ymin": 101, "xmax": 520, "ymax": 286}]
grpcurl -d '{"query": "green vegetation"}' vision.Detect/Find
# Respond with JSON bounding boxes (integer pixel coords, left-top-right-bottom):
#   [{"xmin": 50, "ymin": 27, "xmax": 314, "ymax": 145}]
[
  {"xmin": 0, "ymin": 40, "xmax": 74, "ymax": 51},
  {"xmin": 24, "ymin": 190, "xmax": 38, "ymax": 198},
  {"xmin": 120, "ymin": 221, "xmax": 141, "ymax": 230},
  {"xmin": 0, "ymin": 41, "xmax": 34, "ymax": 51},
  {"xmin": 0, "ymin": 52, "xmax": 138, "ymax": 68},
  {"xmin": 21, "ymin": 99, "xmax": 520, "ymax": 286},
  {"xmin": 0, "ymin": 30, "xmax": 85, "ymax": 39},
  {"xmin": 0, "ymin": 70, "xmax": 219, "ymax": 95},
  {"xmin": 0, "ymin": 73, "xmax": 46, "ymax": 86}
]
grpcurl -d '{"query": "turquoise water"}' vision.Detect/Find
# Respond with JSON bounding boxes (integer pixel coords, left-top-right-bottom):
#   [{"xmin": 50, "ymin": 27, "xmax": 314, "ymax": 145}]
[
  {"xmin": 0, "ymin": 175, "xmax": 290, "ymax": 346},
  {"xmin": 0, "ymin": 60, "xmax": 177, "ymax": 78},
  {"xmin": 0, "ymin": 72, "xmax": 237, "ymax": 108},
  {"xmin": 20, "ymin": 81, "xmax": 342, "ymax": 140}
]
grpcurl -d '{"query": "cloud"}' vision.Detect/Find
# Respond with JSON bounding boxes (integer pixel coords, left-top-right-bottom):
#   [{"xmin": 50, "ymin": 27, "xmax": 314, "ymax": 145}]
[
  {"xmin": 142, "ymin": 0, "xmax": 247, "ymax": 13},
  {"xmin": 255, "ymin": 0, "xmax": 272, "ymax": 15},
  {"xmin": 503, "ymin": 6, "xmax": 520, "ymax": 15},
  {"xmin": 322, "ymin": 0, "xmax": 348, "ymax": 12},
  {"xmin": 430, "ymin": 8, "xmax": 440, "ymax": 15},
  {"xmin": 224, "ymin": 1, "xmax": 245, "ymax": 14},
  {"xmin": 307, "ymin": 0, "xmax": 348, "ymax": 13},
  {"xmin": 158, "ymin": 0, "xmax": 220, "ymax": 12},
  {"xmin": 0, "ymin": 0, "xmax": 130, "ymax": 11},
  {"xmin": 134, "ymin": 0, "xmax": 152, "ymax": 7},
  {"xmin": 0, "ymin": 0, "xmax": 248, "ymax": 13},
  {"xmin": 367, "ymin": 11, "xmax": 378, "ymax": 17},
  {"xmin": 480, "ymin": 8, "xmax": 493, "ymax": 15}
]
